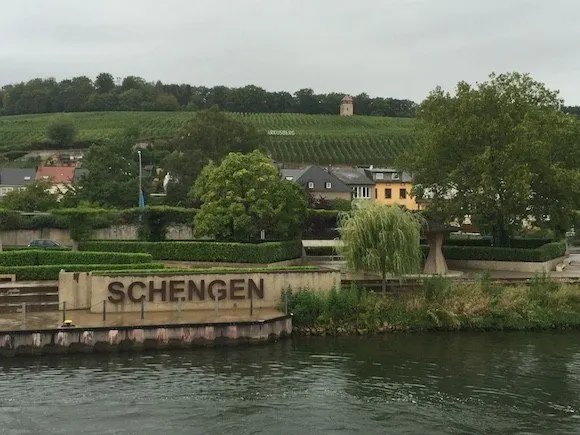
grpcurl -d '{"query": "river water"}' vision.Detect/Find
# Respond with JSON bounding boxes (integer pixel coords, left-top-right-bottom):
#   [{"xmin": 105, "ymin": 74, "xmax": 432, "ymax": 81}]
[{"xmin": 1, "ymin": 332, "xmax": 580, "ymax": 434}]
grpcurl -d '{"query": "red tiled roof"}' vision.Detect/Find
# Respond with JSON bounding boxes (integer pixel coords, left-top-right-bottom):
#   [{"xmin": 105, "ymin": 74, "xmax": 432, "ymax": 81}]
[{"xmin": 35, "ymin": 166, "xmax": 75, "ymax": 184}]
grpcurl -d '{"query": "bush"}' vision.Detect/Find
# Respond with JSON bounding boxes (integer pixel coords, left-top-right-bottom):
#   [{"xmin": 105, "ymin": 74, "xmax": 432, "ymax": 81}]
[
  {"xmin": 431, "ymin": 241, "xmax": 566, "ymax": 262},
  {"xmin": 0, "ymin": 250, "xmax": 153, "ymax": 266},
  {"xmin": 46, "ymin": 117, "xmax": 77, "ymax": 147},
  {"xmin": 78, "ymin": 240, "xmax": 303, "ymax": 263},
  {"xmin": 119, "ymin": 206, "xmax": 197, "ymax": 226},
  {"xmin": 304, "ymin": 246, "xmax": 338, "ymax": 256},
  {"xmin": 0, "ymin": 262, "xmax": 165, "ymax": 281},
  {"xmin": 443, "ymin": 237, "xmax": 554, "ymax": 249},
  {"xmin": 304, "ymin": 209, "xmax": 340, "ymax": 239}
]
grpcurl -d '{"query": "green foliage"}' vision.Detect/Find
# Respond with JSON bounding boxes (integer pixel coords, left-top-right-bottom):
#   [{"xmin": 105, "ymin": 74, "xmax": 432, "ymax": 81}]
[
  {"xmin": 0, "ymin": 112, "xmax": 416, "ymax": 166},
  {"xmin": 1, "ymin": 262, "xmax": 164, "ymax": 281},
  {"xmin": 46, "ymin": 116, "xmax": 77, "ymax": 147},
  {"xmin": 0, "ymin": 249, "xmax": 153, "ymax": 266},
  {"xmin": 1, "ymin": 181, "xmax": 60, "ymax": 212},
  {"xmin": 93, "ymin": 266, "xmax": 317, "ymax": 276},
  {"xmin": 405, "ymin": 72, "xmax": 580, "ymax": 245},
  {"xmin": 443, "ymin": 237, "xmax": 554, "ymax": 249},
  {"xmin": 304, "ymin": 209, "xmax": 340, "ymax": 239},
  {"xmin": 132, "ymin": 206, "xmax": 197, "ymax": 242},
  {"xmin": 73, "ymin": 129, "xmax": 141, "ymax": 209},
  {"xmin": 327, "ymin": 199, "xmax": 352, "ymax": 211},
  {"xmin": 51, "ymin": 208, "xmax": 115, "ymax": 249},
  {"xmin": 339, "ymin": 203, "xmax": 423, "ymax": 281},
  {"xmin": 433, "ymin": 241, "xmax": 566, "ymax": 262},
  {"xmin": 287, "ymin": 276, "xmax": 580, "ymax": 331},
  {"xmin": 192, "ymin": 150, "xmax": 307, "ymax": 241},
  {"xmin": 78, "ymin": 240, "xmax": 303, "ymax": 263}
]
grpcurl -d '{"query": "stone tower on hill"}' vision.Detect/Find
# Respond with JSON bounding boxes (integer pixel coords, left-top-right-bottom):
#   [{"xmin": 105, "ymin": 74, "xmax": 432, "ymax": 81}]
[{"xmin": 340, "ymin": 95, "xmax": 354, "ymax": 116}]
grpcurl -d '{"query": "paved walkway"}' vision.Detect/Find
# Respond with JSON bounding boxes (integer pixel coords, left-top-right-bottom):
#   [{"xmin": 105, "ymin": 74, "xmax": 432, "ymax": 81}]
[
  {"xmin": 305, "ymin": 253, "xmax": 580, "ymax": 280},
  {"xmin": 0, "ymin": 308, "xmax": 285, "ymax": 332}
]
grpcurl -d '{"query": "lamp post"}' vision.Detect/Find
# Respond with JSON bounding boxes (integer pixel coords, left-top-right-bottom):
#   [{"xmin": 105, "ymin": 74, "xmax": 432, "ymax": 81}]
[{"xmin": 137, "ymin": 150, "xmax": 143, "ymax": 208}]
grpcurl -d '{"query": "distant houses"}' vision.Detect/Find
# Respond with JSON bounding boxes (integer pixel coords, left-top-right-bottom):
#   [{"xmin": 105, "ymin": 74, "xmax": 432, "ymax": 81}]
[
  {"xmin": 280, "ymin": 164, "xmax": 421, "ymax": 210},
  {"xmin": 0, "ymin": 166, "xmax": 80, "ymax": 198},
  {"xmin": 0, "ymin": 168, "xmax": 35, "ymax": 197}
]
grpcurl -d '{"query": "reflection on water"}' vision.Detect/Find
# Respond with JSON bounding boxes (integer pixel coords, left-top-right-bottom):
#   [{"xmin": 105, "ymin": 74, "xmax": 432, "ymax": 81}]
[{"xmin": 1, "ymin": 332, "xmax": 580, "ymax": 434}]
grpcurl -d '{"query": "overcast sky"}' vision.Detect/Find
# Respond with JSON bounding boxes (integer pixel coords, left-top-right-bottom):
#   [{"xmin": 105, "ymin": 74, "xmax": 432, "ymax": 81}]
[{"xmin": 1, "ymin": 0, "xmax": 579, "ymax": 104}]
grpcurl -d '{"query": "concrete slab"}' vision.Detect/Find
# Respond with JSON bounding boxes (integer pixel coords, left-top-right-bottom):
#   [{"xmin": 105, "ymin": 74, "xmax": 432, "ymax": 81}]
[{"xmin": 0, "ymin": 308, "xmax": 285, "ymax": 332}]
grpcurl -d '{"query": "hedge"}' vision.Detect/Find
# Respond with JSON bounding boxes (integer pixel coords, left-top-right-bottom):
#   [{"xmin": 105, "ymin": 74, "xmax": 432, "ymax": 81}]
[
  {"xmin": 304, "ymin": 209, "xmax": 341, "ymax": 239},
  {"xmin": 78, "ymin": 240, "xmax": 303, "ymax": 263},
  {"xmin": 422, "ymin": 241, "xmax": 566, "ymax": 262},
  {"xmin": 0, "ymin": 262, "xmax": 165, "ymax": 281},
  {"xmin": 442, "ymin": 237, "xmax": 554, "ymax": 249},
  {"xmin": 92, "ymin": 266, "xmax": 318, "ymax": 276},
  {"xmin": 0, "ymin": 250, "xmax": 153, "ymax": 266}
]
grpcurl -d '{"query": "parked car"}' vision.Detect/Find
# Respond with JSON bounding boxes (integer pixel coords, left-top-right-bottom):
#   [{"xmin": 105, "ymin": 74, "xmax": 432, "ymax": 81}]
[{"xmin": 27, "ymin": 239, "xmax": 62, "ymax": 249}]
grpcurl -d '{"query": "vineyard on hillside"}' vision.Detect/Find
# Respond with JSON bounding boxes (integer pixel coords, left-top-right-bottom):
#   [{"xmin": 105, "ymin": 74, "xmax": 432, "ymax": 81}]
[{"xmin": 0, "ymin": 111, "xmax": 417, "ymax": 165}]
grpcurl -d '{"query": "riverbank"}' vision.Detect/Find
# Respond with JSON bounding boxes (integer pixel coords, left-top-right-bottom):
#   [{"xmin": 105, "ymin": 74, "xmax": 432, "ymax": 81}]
[{"xmin": 286, "ymin": 274, "xmax": 580, "ymax": 335}]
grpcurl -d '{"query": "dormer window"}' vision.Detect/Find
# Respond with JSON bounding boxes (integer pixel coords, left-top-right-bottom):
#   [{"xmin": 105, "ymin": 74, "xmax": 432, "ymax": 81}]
[
  {"xmin": 285, "ymin": 176, "xmax": 293, "ymax": 181},
  {"xmin": 325, "ymin": 182, "xmax": 332, "ymax": 189},
  {"xmin": 307, "ymin": 181, "xmax": 314, "ymax": 189},
  {"xmin": 392, "ymin": 173, "xmax": 400, "ymax": 181},
  {"xmin": 375, "ymin": 172, "xmax": 384, "ymax": 180},
  {"xmin": 42, "ymin": 176, "xmax": 49, "ymax": 179},
  {"xmin": 24, "ymin": 176, "xmax": 30, "ymax": 180}
]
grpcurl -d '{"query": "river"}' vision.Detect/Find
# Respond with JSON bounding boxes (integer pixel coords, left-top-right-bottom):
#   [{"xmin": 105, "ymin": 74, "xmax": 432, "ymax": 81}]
[{"xmin": 1, "ymin": 332, "xmax": 580, "ymax": 434}]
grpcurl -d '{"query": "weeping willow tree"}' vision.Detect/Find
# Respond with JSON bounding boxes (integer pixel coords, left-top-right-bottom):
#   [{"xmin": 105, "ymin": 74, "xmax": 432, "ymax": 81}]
[{"xmin": 338, "ymin": 203, "xmax": 423, "ymax": 292}]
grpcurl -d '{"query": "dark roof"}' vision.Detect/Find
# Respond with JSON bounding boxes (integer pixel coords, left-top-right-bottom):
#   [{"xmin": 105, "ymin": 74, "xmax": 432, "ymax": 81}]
[
  {"xmin": 281, "ymin": 165, "xmax": 350, "ymax": 193},
  {"xmin": 0, "ymin": 168, "xmax": 36, "ymax": 186},
  {"xmin": 330, "ymin": 167, "xmax": 374, "ymax": 186},
  {"xmin": 364, "ymin": 167, "xmax": 413, "ymax": 183}
]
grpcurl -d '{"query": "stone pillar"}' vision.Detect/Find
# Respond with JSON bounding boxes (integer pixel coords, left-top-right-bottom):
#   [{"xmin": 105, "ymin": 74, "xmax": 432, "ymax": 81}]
[{"xmin": 423, "ymin": 232, "xmax": 448, "ymax": 275}]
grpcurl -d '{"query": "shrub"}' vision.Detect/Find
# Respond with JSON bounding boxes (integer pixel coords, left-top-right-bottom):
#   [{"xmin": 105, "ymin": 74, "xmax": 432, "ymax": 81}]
[
  {"xmin": 0, "ymin": 250, "xmax": 153, "ymax": 266},
  {"xmin": 285, "ymin": 288, "xmax": 325, "ymax": 325},
  {"xmin": 78, "ymin": 240, "xmax": 303, "ymax": 263},
  {"xmin": 431, "ymin": 241, "xmax": 566, "ymax": 262},
  {"xmin": 304, "ymin": 209, "xmax": 340, "ymax": 239},
  {"xmin": 443, "ymin": 237, "xmax": 554, "ymax": 249},
  {"xmin": 304, "ymin": 246, "xmax": 338, "ymax": 256},
  {"xmin": 0, "ymin": 262, "xmax": 164, "ymax": 281}
]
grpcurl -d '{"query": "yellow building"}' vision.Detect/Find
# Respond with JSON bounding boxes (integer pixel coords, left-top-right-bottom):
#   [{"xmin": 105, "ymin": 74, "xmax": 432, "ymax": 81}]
[{"xmin": 363, "ymin": 167, "xmax": 420, "ymax": 210}]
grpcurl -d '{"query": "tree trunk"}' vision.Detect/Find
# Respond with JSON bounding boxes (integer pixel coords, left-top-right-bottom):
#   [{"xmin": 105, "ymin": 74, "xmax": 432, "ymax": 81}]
[
  {"xmin": 72, "ymin": 240, "xmax": 79, "ymax": 252},
  {"xmin": 381, "ymin": 272, "xmax": 387, "ymax": 293},
  {"xmin": 491, "ymin": 222, "xmax": 511, "ymax": 247}
]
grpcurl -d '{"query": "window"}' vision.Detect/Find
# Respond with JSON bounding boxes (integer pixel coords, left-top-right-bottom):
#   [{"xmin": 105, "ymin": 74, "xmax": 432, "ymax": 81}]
[
  {"xmin": 325, "ymin": 182, "xmax": 332, "ymax": 189},
  {"xmin": 384, "ymin": 188, "xmax": 392, "ymax": 199},
  {"xmin": 375, "ymin": 188, "xmax": 377, "ymax": 199},
  {"xmin": 24, "ymin": 176, "xmax": 31, "ymax": 180},
  {"xmin": 285, "ymin": 176, "xmax": 293, "ymax": 181},
  {"xmin": 353, "ymin": 186, "xmax": 370, "ymax": 199},
  {"xmin": 307, "ymin": 181, "xmax": 314, "ymax": 189},
  {"xmin": 375, "ymin": 172, "xmax": 384, "ymax": 180},
  {"xmin": 400, "ymin": 188, "xmax": 407, "ymax": 199}
]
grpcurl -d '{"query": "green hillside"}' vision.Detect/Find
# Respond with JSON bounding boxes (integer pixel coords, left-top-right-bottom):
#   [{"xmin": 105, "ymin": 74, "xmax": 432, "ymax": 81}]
[{"xmin": 0, "ymin": 111, "xmax": 417, "ymax": 165}]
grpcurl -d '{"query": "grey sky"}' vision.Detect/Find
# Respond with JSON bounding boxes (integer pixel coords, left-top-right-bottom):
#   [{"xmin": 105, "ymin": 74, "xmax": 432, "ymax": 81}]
[{"xmin": 1, "ymin": 0, "xmax": 579, "ymax": 104}]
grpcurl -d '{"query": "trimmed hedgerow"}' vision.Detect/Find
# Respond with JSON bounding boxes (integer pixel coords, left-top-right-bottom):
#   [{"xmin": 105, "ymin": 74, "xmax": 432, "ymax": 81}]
[
  {"xmin": 442, "ymin": 237, "xmax": 554, "ymax": 249},
  {"xmin": 92, "ymin": 266, "xmax": 319, "ymax": 276},
  {"xmin": 0, "ymin": 262, "xmax": 165, "ymax": 281},
  {"xmin": 78, "ymin": 240, "xmax": 303, "ymax": 263},
  {"xmin": 0, "ymin": 250, "xmax": 153, "ymax": 266},
  {"xmin": 421, "ymin": 241, "xmax": 566, "ymax": 262}
]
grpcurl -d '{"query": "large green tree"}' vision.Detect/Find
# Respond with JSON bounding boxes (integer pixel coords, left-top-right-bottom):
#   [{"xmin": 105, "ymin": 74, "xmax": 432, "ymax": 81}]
[
  {"xmin": 163, "ymin": 107, "xmax": 266, "ymax": 205},
  {"xmin": 46, "ymin": 116, "xmax": 77, "ymax": 147},
  {"xmin": 404, "ymin": 72, "xmax": 580, "ymax": 246},
  {"xmin": 73, "ymin": 129, "xmax": 142, "ymax": 208},
  {"xmin": 191, "ymin": 150, "xmax": 307, "ymax": 241},
  {"xmin": 338, "ymin": 203, "xmax": 423, "ymax": 292}
]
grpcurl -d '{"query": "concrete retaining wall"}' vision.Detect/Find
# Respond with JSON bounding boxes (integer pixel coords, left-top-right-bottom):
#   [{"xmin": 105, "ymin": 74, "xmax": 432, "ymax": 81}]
[
  {"xmin": 447, "ymin": 256, "xmax": 567, "ymax": 273},
  {"xmin": 0, "ymin": 225, "xmax": 193, "ymax": 246},
  {"xmin": 0, "ymin": 315, "xmax": 292, "ymax": 358},
  {"xmin": 59, "ymin": 269, "xmax": 340, "ymax": 312}
]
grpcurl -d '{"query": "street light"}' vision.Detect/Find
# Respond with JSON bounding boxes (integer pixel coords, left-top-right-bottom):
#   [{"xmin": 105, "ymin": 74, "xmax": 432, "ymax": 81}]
[{"xmin": 137, "ymin": 150, "xmax": 144, "ymax": 208}]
